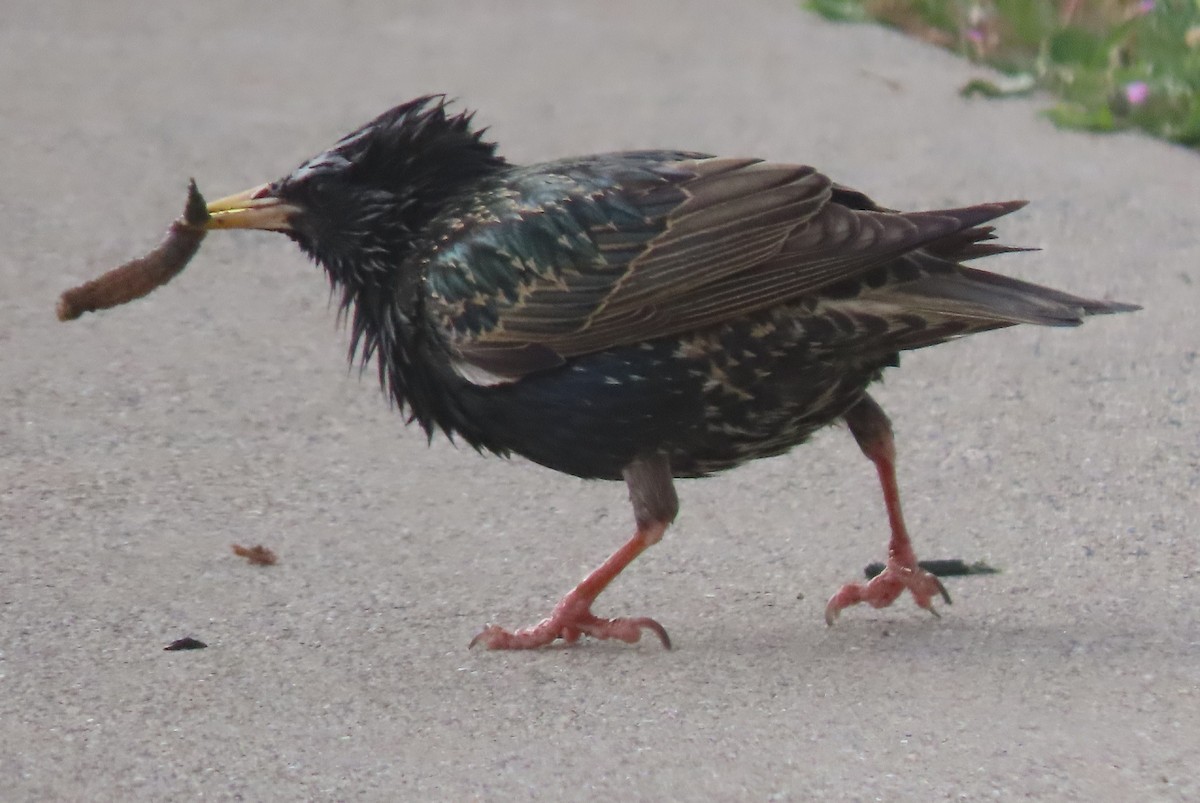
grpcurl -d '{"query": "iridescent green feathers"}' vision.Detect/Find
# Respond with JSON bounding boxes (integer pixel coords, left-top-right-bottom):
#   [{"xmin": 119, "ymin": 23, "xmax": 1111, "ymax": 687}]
[{"xmin": 423, "ymin": 152, "xmax": 1134, "ymax": 384}]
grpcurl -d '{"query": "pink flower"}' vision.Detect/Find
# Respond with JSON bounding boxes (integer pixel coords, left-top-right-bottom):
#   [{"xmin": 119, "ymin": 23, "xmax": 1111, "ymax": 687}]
[
  {"xmin": 1136, "ymin": 0, "xmax": 1156, "ymax": 14},
  {"xmin": 1124, "ymin": 81, "xmax": 1149, "ymax": 106}
]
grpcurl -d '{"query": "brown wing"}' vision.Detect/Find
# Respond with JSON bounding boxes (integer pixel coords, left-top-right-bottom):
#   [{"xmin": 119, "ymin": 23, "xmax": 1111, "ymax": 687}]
[{"xmin": 427, "ymin": 153, "xmax": 1020, "ymax": 382}]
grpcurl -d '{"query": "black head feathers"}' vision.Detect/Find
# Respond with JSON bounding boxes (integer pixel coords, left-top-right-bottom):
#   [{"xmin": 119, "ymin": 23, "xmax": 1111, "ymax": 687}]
[{"xmin": 272, "ymin": 96, "xmax": 506, "ymax": 277}]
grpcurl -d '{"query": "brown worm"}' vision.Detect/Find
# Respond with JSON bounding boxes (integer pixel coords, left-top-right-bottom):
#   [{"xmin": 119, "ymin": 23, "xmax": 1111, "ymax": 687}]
[{"xmin": 57, "ymin": 179, "xmax": 209, "ymax": 321}]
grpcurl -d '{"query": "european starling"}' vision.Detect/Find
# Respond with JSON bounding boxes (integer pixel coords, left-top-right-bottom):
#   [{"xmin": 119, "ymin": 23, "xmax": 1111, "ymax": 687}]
[{"xmin": 191, "ymin": 96, "xmax": 1134, "ymax": 648}]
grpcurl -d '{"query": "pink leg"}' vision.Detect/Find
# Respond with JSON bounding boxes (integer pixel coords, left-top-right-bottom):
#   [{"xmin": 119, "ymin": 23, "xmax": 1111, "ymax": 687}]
[
  {"xmin": 470, "ymin": 522, "xmax": 671, "ymax": 649},
  {"xmin": 825, "ymin": 395, "xmax": 950, "ymax": 625},
  {"xmin": 471, "ymin": 455, "xmax": 677, "ymax": 650}
]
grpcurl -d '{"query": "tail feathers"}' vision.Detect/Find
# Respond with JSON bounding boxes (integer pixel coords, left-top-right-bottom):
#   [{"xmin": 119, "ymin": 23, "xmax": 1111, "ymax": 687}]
[
  {"xmin": 882, "ymin": 266, "xmax": 1140, "ymax": 328},
  {"xmin": 920, "ymin": 199, "xmax": 1029, "ymax": 230},
  {"xmin": 923, "ymin": 224, "xmax": 1039, "ymax": 262},
  {"xmin": 836, "ymin": 198, "xmax": 1139, "ymax": 357},
  {"xmin": 914, "ymin": 200, "xmax": 1038, "ymax": 263},
  {"xmin": 954, "ymin": 242, "xmax": 1039, "ymax": 261}
]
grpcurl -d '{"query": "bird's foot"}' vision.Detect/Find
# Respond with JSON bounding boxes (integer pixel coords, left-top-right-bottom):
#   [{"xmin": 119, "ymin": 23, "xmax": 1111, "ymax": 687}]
[
  {"xmin": 824, "ymin": 557, "xmax": 951, "ymax": 625},
  {"xmin": 470, "ymin": 591, "xmax": 671, "ymax": 650}
]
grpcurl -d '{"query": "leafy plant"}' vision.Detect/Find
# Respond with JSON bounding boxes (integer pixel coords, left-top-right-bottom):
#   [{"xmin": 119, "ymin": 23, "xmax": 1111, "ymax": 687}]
[{"xmin": 806, "ymin": 0, "xmax": 1200, "ymax": 149}]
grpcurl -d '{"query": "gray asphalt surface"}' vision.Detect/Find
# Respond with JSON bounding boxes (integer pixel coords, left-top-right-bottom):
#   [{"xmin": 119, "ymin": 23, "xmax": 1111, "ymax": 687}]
[{"xmin": 2, "ymin": 0, "xmax": 1196, "ymax": 799}]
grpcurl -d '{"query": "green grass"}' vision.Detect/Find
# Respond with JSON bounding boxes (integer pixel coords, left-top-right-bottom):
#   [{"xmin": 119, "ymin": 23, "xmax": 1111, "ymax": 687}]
[{"xmin": 806, "ymin": 0, "xmax": 1200, "ymax": 148}]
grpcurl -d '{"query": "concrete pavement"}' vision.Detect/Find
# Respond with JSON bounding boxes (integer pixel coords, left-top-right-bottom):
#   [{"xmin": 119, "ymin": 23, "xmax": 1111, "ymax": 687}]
[{"xmin": 1, "ymin": 0, "xmax": 1195, "ymax": 799}]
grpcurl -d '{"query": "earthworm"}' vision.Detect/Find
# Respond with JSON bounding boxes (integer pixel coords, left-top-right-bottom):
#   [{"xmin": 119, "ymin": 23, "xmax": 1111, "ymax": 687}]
[{"xmin": 57, "ymin": 179, "xmax": 209, "ymax": 321}]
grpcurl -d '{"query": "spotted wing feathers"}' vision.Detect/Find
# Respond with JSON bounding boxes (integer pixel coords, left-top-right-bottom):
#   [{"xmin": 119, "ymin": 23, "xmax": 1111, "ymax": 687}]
[{"xmin": 426, "ymin": 154, "xmax": 1128, "ymax": 383}]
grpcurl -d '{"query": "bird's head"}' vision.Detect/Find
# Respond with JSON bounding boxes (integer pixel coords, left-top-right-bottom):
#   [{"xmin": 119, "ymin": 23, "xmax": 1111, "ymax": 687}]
[{"xmin": 202, "ymin": 95, "xmax": 505, "ymax": 287}]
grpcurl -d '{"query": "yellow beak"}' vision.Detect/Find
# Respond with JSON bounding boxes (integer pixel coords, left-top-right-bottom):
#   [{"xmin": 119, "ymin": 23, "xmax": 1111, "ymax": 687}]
[{"xmin": 204, "ymin": 183, "xmax": 301, "ymax": 231}]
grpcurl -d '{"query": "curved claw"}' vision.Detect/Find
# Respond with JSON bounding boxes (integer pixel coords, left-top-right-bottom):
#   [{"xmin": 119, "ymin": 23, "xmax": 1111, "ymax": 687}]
[
  {"xmin": 934, "ymin": 576, "xmax": 952, "ymax": 606},
  {"xmin": 468, "ymin": 624, "xmax": 501, "ymax": 650},
  {"xmin": 627, "ymin": 616, "xmax": 672, "ymax": 650},
  {"xmin": 824, "ymin": 560, "xmax": 951, "ymax": 625}
]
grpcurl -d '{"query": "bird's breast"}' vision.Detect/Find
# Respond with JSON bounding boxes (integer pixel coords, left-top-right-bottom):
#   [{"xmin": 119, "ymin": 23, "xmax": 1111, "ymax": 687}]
[{"xmin": 429, "ymin": 311, "xmax": 888, "ymax": 480}]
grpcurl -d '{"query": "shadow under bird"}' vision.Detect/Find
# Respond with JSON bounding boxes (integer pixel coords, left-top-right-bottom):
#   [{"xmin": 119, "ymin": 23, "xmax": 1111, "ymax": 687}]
[{"xmin": 162, "ymin": 96, "xmax": 1140, "ymax": 648}]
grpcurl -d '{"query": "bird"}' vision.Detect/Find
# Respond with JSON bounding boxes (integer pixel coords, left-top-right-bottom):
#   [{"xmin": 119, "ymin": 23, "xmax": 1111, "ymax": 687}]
[{"xmin": 198, "ymin": 95, "xmax": 1137, "ymax": 649}]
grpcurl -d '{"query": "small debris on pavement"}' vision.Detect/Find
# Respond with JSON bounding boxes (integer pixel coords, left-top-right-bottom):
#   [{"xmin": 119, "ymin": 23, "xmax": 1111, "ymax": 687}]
[
  {"xmin": 164, "ymin": 637, "xmax": 208, "ymax": 651},
  {"xmin": 232, "ymin": 544, "xmax": 278, "ymax": 566}
]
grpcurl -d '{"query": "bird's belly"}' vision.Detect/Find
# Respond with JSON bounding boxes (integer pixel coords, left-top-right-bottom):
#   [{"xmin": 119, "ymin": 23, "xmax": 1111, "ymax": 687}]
[{"xmin": 451, "ymin": 333, "xmax": 883, "ymax": 481}]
